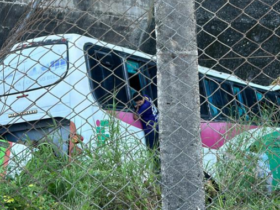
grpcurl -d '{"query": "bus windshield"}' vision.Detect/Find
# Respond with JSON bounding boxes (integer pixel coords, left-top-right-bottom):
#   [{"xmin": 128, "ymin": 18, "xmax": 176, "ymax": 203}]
[{"xmin": 0, "ymin": 44, "xmax": 68, "ymax": 96}]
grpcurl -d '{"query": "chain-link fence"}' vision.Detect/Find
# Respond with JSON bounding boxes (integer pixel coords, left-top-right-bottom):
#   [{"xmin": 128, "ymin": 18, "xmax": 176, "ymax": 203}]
[{"xmin": 1, "ymin": 0, "xmax": 280, "ymax": 209}]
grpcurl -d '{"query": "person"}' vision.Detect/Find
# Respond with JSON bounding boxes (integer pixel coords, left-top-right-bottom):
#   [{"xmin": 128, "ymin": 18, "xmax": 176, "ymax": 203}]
[{"xmin": 132, "ymin": 92, "xmax": 159, "ymax": 150}]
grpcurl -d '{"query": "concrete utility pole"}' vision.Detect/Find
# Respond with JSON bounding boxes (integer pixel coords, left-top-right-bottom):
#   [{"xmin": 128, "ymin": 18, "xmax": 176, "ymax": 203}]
[{"xmin": 154, "ymin": 0, "xmax": 205, "ymax": 209}]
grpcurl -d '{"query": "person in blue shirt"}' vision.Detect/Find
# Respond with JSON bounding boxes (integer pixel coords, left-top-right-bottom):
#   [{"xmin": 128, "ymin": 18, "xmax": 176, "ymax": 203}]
[{"xmin": 132, "ymin": 92, "xmax": 159, "ymax": 150}]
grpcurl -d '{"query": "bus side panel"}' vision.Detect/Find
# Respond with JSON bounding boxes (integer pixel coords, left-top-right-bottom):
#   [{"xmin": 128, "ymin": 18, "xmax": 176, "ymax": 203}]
[
  {"xmin": 73, "ymin": 106, "xmax": 147, "ymax": 154},
  {"xmin": 202, "ymin": 122, "xmax": 258, "ymax": 177},
  {"xmin": 260, "ymin": 131, "xmax": 280, "ymax": 188},
  {"xmin": 201, "ymin": 122, "xmax": 258, "ymax": 149}
]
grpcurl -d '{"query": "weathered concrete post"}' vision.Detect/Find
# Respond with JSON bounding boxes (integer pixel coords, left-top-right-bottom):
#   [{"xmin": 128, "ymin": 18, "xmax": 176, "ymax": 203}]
[{"xmin": 154, "ymin": 0, "xmax": 205, "ymax": 209}]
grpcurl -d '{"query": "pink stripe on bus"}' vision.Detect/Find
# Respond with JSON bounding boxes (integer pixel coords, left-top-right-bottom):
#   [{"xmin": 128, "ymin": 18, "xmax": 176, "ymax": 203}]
[
  {"xmin": 201, "ymin": 122, "xmax": 257, "ymax": 149},
  {"xmin": 114, "ymin": 112, "xmax": 257, "ymax": 149},
  {"xmin": 114, "ymin": 111, "xmax": 143, "ymax": 129}
]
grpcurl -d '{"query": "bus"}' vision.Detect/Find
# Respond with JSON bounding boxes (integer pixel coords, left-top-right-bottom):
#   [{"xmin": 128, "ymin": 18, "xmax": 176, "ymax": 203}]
[
  {"xmin": 0, "ymin": 34, "xmax": 156, "ymax": 176},
  {"xmin": 199, "ymin": 66, "xmax": 280, "ymax": 186},
  {"xmin": 0, "ymin": 34, "xmax": 280, "ymax": 185}
]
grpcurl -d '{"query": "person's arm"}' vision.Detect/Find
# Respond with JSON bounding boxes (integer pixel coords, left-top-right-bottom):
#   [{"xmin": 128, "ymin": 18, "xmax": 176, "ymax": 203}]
[{"xmin": 133, "ymin": 106, "xmax": 140, "ymax": 120}]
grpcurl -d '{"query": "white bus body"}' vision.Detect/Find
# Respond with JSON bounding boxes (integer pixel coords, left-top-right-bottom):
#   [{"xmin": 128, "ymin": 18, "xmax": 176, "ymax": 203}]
[
  {"xmin": 1, "ymin": 34, "xmax": 280, "ymax": 181},
  {"xmin": 0, "ymin": 34, "xmax": 155, "ymax": 175}
]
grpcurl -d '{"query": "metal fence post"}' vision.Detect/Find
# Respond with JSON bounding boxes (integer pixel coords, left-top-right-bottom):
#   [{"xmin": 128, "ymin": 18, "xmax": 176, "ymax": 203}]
[{"xmin": 154, "ymin": 0, "xmax": 205, "ymax": 209}]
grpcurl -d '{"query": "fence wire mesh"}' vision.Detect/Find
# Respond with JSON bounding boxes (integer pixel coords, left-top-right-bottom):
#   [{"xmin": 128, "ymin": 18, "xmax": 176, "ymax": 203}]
[{"xmin": 1, "ymin": 0, "xmax": 280, "ymax": 209}]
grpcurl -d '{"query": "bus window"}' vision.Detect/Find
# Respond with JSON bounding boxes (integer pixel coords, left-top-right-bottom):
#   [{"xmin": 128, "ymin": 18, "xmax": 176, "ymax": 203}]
[
  {"xmin": 256, "ymin": 92, "xmax": 267, "ymax": 118},
  {"xmin": 257, "ymin": 91, "xmax": 278, "ymax": 120},
  {"xmin": 125, "ymin": 60, "xmax": 143, "ymax": 98},
  {"xmin": 126, "ymin": 59, "xmax": 158, "ymax": 107},
  {"xmin": 86, "ymin": 47, "xmax": 128, "ymax": 109},
  {"xmin": 204, "ymin": 78, "xmax": 234, "ymax": 118},
  {"xmin": 265, "ymin": 93, "xmax": 278, "ymax": 121},
  {"xmin": 199, "ymin": 79, "xmax": 209, "ymax": 117},
  {"xmin": 0, "ymin": 43, "xmax": 68, "ymax": 96},
  {"xmin": 244, "ymin": 87, "xmax": 260, "ymax": 117},
  {"xmin": 220, "ymin": 82, "xmax": 234, "ymax": 117},
  {"xmin": 256, "ymin": 92, "xmax": 275, "ymax": 110},
  {"xmin": 233, "ymin": 86, "xmax": 248, "ymax": 119},
  {"xmin": 277, "ymin": 96, "xmax": 280, "ymax": 105},
  {"xmin": 204, "ymin": 79, "xmax": 221, "ymax": 117},
  {"xmin": 275, "ymin": 96, "xmax": 280, "ymax": 121},
  {"xmin": 256, "ymin": 92, "xmax": 263, "ymax": 101},
  {"xmin": 141, "ymin": 62, "xmax": 157, "ymax": 106},
  {"xmin": 266, "ymin": 92, "xmax": 280, "ymax": 122},
  {"xmin": 145, "ymin": 64, "xmax": 157, "ymax": 105},
  {"xmin": 264, "ymin": 92, "xmax": 277, "ymax": 106}
]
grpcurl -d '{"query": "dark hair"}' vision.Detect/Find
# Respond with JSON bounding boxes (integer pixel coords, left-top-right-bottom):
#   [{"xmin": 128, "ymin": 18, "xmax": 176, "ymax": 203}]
[{"xmin": 133, "ymin": 92, "xmax": 143, "ymax": 102}]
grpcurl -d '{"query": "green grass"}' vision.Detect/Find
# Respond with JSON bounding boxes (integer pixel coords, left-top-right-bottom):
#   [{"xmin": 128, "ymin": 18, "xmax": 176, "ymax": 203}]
[
  {"xmin": 0, "ymin": 116, "xmax": 161, "ymax": 210},
  {"xmin": 206, "ymin": 105, "xmax": 280, "ymax": 209},
  {"xmin": 3, "ymin": 103, "xmax": 280, "ymax": 209}
]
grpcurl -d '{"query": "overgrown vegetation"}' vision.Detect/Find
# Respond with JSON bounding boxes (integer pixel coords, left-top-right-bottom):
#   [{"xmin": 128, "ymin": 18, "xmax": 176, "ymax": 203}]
[
  {"xmin": 206, "ymin": 106, "xmax": 280, "ymax": 209},
  {"xmin": 3, "ymin": 103, "xmax": 280, "ymax": 209},
  {"xmin": 0, "ymin": 117, "xmax": 161, "ymax": 210}
]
